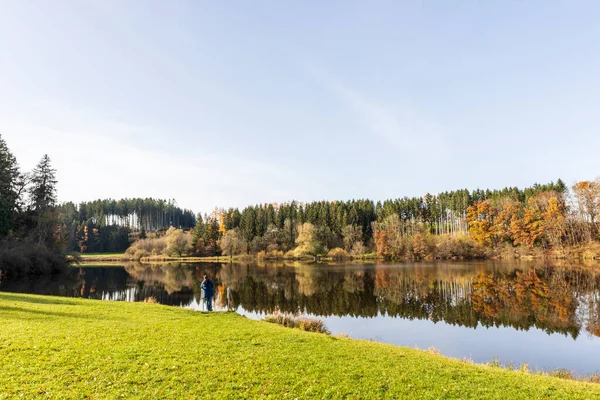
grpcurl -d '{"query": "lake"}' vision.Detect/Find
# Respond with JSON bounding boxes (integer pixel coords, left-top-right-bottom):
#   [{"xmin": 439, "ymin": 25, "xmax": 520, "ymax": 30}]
[{"xmin": 2, "ymin": 260, "xmax": 600, "ymax": 375}]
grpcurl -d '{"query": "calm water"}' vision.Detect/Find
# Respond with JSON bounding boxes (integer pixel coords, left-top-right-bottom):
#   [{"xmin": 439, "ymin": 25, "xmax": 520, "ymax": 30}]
[{"xmin": 2, "ymin": 260, "xmax": 600, "ymax": 375}]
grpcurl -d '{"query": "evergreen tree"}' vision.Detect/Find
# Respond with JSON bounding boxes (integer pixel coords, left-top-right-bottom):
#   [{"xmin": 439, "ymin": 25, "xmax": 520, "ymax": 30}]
[
  {"xmin": 0, "ymin": 134, "xmax": 20, "ymax": 236},
  {"xmin": 29, "ymin": 154, "xmax": 57, "ymax": 212},
  {"xmin": 28, "ymin": 155, "xmax": 58, "ymax": 246}
]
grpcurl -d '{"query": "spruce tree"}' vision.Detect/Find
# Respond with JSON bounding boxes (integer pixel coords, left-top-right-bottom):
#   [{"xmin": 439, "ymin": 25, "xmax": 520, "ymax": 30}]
[
  {"xmin": 29, "ymin": 154, "xmax": 57, "ymax": 213},
  {"xmin": 0, "ymin": 134, "xmax": 20, "ymax": 236},
  {"xmin": 29, "ymin": 155, "xmax": 58, "ymax": 246}
]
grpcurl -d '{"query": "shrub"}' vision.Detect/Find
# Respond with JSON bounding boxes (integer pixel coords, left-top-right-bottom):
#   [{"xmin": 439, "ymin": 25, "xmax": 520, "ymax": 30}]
[
  {"xmin": 257, "ymin": 250, "xmax": 284, "ymax": 260},
  {"xmin": 434, "ymin": 235, "xmax": 486, "ymax": 260},
  {"xmin": 268, "ymin": 250, "xmax": 284, "ymax": 260},
  {"xmin": 164, "ymin": 227, "xmax": 193, "ymax": 257},
  {"xmin": 143, "ymin": 296, "xmax": 158, "ymax": 304},
  {"xmin": 263, "ymin": 313, "xmax": 330, "ymax": 334},
  {"xmin": 125, "ymin": 230, "xmax": 195, "ymax": 259},
  {"xmin": 296, "ymin": 317, "xmax": 330, "ymax": 334},
  {"xmin": 350, "ymin": 242, "xmax": 365, "ymax": 258},
  {"xmin": 133, "ymin": 249, "xmax": 150, "ymax": 261},
  {"xmin": 413, "ymin": 233, "xmax": 434, "ymax": 260},
  {"xmin": 126, "ymin": 237, "xmax": 166, "ymax": 257},
  {"xmin": 550, "ymin": 369, "xmax": 575, "ymax": 380},
  {"xmin": 327, "ymin": 247, "xmax": 350, "ymax": 260},
  {"xmin": 283, "ymin": 250, "xmax": 296, "ymax": 260},
  {"xmin": 0, "ymin": 240, "xmax": 70, "ymax": 278},
  {"xmin": 588, "ymin": 373, "xmax": 600, "ymax": 383}
]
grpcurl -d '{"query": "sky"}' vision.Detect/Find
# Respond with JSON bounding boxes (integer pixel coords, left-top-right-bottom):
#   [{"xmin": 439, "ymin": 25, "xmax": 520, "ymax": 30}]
[{"xmin": 1, "ymin": 1, "xmax": 599, "ymax": 213}]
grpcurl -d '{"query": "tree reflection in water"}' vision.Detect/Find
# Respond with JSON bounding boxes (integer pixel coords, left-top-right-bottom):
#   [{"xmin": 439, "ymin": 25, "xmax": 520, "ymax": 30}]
[{"xmin": 2, "ymin": 261, "xmax": 600, "ymax": 339}]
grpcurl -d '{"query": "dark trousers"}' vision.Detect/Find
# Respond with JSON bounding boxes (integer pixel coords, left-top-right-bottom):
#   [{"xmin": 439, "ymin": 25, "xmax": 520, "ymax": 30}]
[{"xmin": 204, "ymin": 297, "xmax": 213, "ymax": 311}]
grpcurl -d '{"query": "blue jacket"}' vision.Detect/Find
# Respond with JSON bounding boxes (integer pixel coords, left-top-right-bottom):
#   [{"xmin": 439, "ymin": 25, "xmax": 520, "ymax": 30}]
[{"xmin": 201, "ymin": 278, "xmax": 214, "ymax": 298}]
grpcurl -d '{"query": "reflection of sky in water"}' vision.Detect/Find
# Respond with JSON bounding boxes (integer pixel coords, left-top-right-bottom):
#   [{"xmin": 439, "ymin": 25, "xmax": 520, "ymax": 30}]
[{"xmin": 237, "ymin": 309, "xmax": 600, "ymax": 375}]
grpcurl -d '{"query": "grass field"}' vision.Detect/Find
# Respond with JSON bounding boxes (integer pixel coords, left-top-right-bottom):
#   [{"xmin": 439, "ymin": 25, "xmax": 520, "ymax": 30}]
[
  {"xmin": 78, "ymin": 253, "xmax": 127, "ymax": 262},
  {"xmin": 1, "ymin": 292, "xmax": 599, "ymax": 399}
]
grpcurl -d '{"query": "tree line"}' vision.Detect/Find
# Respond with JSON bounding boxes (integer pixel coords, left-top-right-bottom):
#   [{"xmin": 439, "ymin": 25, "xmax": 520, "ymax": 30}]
[
  {"xmin": 155, "ymin": 177, "xmax": 598, "ymax": 260},
  {"xmin": 0, "ymin": 134, "xmax": 69, "ymax": 277},
  {"xmin": 3, "ymin": 131, "xmax": 598, "ymax": 264},
  {"xmin": 0, "ymin": 134, "xmax": 197, "ymax": 277},
  {"xmin": 56, "ymin": 199, "xmax": 195, "ymax": 253}
]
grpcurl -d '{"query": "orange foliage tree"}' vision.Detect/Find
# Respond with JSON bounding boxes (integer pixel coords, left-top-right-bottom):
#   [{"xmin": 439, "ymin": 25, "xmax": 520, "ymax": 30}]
[{"xmin": 467, "ymin": 201, "xmax": 495, "ymax": 246}]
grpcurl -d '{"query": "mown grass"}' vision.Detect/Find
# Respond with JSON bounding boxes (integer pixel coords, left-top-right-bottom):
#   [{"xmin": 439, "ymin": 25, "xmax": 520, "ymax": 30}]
[
  {"xmin": 79, "ymin": 253, "xmax": 126, "ymax": 258},
  {"xmin": 1, "ymin": 292, "xmax": 599, "ymax": 399}
]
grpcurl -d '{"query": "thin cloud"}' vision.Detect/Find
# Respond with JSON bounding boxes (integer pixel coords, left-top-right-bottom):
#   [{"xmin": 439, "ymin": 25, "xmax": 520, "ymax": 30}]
[
  {"xmin": 303, "ymin": 60, "xmax": 448, "ymax": 157},
  {"xmin": 0, "ymin": 102, "xmax": 296, "ymax": 212}
]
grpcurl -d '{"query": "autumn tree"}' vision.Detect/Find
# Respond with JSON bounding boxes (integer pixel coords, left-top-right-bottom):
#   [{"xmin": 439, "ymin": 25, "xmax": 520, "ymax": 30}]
[
  {"xmin": 342, "ymin": 225, "xmax": 362, "ymax": 252},
  {"xmin": 294, "ymin": 223, "xmax": 324, "ymax": 257},
  {"xmin": 492, "ymin": 200, "xmax": 521, "ymax": 243},
  {"xmin": 412, "ymin": 231, "xmax": 430, "ymax": 260},
  {"xmin": 542, "ymin": 194, "xmax": 566, "ymax": 248},
  {"xmin": 572, "ymin": 180, "xmax": 600, "ymax": 224},
  {"xmin": 165, "ymin": 227, "xmax": 192, "ymax": 257},
  {"xmin": 467, "ymin": 201, "xmax": 494, "ymax": 246},
  {"xmin": 373, "ymin": 229, "xmax": 390, "ymax": 258},
  {"xmin": 219, "ymin": 229, "xmax": 244, "ymax": 257},
  {"xmin": 510, "ymin": 193, "xmax": 556, "ymax": 248},
  {"xmin": 572, "ymin": 180, "xmax": 600, "ymax": 239},
  {"xmin": 261, "ymin": 224, "xmax": 288, "ymax": 251},
  {"xmin": 372, "ymin": 214, "xmax": 408, "ymax": 259}
]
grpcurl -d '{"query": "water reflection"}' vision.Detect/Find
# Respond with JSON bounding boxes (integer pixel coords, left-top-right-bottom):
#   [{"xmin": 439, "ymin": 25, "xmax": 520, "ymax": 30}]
[{"xmin": 2, "ymin": 261, "xmax": 600, "ymax": 373}]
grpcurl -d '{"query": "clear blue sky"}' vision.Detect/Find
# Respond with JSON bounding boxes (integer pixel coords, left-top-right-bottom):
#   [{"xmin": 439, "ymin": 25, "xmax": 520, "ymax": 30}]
[{"xmin": 1, "ymin": 1, "xmax": 599, "ymax": 213}]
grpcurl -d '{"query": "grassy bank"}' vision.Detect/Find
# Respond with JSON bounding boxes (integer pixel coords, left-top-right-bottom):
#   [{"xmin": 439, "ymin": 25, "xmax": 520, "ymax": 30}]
[
  {"xmin": 79, "ymin": 253, "xmax": 251, "ymax": 263},
  {"xmin": 1, "ymin": 293, "xmax": 599, "ymax": 399},
  {"xmin": 79, "ymin": 253, "xmax": 129, "ymax": 262}
]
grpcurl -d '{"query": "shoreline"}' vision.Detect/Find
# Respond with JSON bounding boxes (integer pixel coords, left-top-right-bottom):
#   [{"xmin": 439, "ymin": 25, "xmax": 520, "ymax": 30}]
[
  {"xmin": 78, "ymin": 247, "xmax": 600, "ymax": 264},
  {"xmin": 1, "ymin": 291, "xmax": 599, "ymax": 399}
]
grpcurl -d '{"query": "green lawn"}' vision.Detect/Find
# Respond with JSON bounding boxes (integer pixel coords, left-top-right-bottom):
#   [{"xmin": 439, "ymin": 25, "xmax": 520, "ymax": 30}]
[
  {"xmin": 1, "ymin": 292, "xmax": 599, "ymax": 399},
  {"xmin": 79, "ymin": 253, "xmax": 126, "ymax": 257}
]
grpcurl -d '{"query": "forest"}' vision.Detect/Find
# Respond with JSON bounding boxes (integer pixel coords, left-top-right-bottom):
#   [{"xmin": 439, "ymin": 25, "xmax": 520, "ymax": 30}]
[
  {"xmin": 0, "ymin": 134, "xmax": 69, "ymax": 277},
  {"xmin": 130, "ymin": 177, "xmax": 599, "ymax": 261},
  {"xmin": 56, "ymin": 198, "xmax": 195, "ymax": 253},
  {"xmin": 0, "ymin": 134, "xmax": 195, "ymax": 276},
  {"xmin": 2, "ymin": 131, "xmax": 599, "ymax": 277}
]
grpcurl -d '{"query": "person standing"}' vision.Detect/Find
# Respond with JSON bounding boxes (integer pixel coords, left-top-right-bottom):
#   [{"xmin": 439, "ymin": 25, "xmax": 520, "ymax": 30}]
[{"xmin": 201, "ymin": 274, "xmax": 215, "ymax": 311}]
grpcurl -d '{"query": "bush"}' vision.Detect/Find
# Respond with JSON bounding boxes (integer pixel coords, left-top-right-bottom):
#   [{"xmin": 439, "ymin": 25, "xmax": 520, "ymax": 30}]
[
  {"xmin": 413, "ymin": 233, "xmax": 434, "ymax": 260},
  {"xmin": 125, "ymin": 228, "xmax": 194, "ymax": 259},
  {"xmin": 350, "ymin": 242, "xmax": 365, "ymax": 258},
  {"xmin": 133, "ymin": 249, "xmax": 150, "ymax": 261},
  {"xmin": 263, "ymin": 313, "xmax": 330, "ymax": 334},
  {"xmin": 295, "ymin": 317, "xmax": 330, "ymax": 334},
  {"xmin": 434, "ymin": 235, "xmax": 486, "ymax": 260},
  {"xmin": 126, "ymin": 237, "xmax": 166, "ymax": 257},
  {"xmin": 164, "ymin": 227, "xmax": 193, "ymax": 257},
  {"xmin": 327, "ymin": 248, "xmax": 350, "ymax": 260},
  {"xmin": 0, "ymin": 240, "xmax": 70, "ymax": 278},
  {"xmin": 283, "ymin": 250, "xmax": 296, "ymax": 260},
  {"xmin": 143, "ymin": 296, "xmax": 158, "ymax": 304},
  {"xmin": 258, "ymin": 250, "xmax": 285, "ymax": 260},
  {"xmin": 550, "ymin": 369, "xmax": 575, "ymax": 380}
]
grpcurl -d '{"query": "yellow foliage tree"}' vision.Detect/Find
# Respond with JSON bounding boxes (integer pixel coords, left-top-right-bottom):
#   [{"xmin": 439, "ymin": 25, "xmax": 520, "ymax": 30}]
[{"xmin": 467, "ymin": 201, "xmax": 494, "ymax": 246}]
